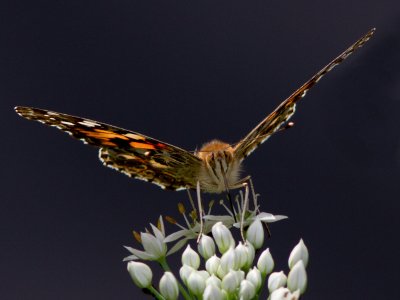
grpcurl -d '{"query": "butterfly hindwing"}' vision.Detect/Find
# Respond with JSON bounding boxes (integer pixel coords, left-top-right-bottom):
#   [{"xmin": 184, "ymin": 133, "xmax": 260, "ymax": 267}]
[
  {"xmin": 233, "ymin": 28, "xmax": 375, "ymax": 160},
  {"xmin": 15, "ymin": 106, "xmax": 202, "ymax": 190}
]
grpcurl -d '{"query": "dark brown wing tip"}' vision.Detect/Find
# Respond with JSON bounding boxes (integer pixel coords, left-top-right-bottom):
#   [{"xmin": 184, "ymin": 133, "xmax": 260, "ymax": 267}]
[
  {"xmin": 364, "ymin": 28, "xmax": 376, "ymax": 40},
  {"xmin": 359, "ymin": 28, "xmax": 376, "ymax": 45},
  {"xmin": 14, "ymin": 106, "xmax": 30, "ymax": 117},
  {"xmin": 14, "ymin": 106, "xmax": 33, "ymax": 118}
]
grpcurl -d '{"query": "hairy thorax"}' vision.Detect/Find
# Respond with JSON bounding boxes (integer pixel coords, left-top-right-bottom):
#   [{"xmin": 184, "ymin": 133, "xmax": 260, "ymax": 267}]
[{"xmin": 195, "ymin": 140, "xmax": 243, "ymax": 193}]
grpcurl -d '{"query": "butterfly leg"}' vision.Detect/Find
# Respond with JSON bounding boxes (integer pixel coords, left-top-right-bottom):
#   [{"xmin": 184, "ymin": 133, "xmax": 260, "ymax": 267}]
[
  {"xmin": 196, "ymin": 181, "xmax": 204, "ymax": 243},
  {"xmin": 222, "ymin": 174, "xmax": 238, "ymax": 222},
  {"xmin": 240, "ymin": 182, "xmax": 250, "ymax": 243}
]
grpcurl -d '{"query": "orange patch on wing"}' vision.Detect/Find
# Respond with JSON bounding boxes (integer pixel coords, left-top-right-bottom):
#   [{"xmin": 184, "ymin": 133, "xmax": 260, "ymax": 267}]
[
  {"xmin": 101, "ymin": 141, "xmax": 118, "ymax": 147},
  {"xmin": 156, "ymin": 143, "xmax": 168, "ymax": 149},
  {"xmin": 130, "ymin": 141, "xmax": 156, "ymax": 150},
  {"xmin": 77, "ymin": 129, "xmax": 129, "ymax": 140}
]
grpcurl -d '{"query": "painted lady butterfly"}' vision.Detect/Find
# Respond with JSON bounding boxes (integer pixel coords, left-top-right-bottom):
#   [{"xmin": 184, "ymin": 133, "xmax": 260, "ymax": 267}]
[{"xmin": 15, "ymin": 29, "xmax": 375, "ymax": 193}]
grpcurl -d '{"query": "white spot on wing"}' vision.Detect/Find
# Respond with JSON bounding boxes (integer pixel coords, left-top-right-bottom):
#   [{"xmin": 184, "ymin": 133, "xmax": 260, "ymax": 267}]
[
  {"xmin": 79, "ymin": 120, "xmax": 100, "ymax": 127},
  {"xmin": 61, "ymin": 121, "xmax": 75, "ymax": 126},
  {"xmin": 125, "ymin": 133, "xmax": 146, "ymax": 140}
]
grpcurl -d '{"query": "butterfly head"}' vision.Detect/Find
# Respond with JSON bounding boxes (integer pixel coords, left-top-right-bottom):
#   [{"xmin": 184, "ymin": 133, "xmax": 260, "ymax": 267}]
[{"xmin": 195, "ymin": 140, "xmax": 242, "ymax": 193}]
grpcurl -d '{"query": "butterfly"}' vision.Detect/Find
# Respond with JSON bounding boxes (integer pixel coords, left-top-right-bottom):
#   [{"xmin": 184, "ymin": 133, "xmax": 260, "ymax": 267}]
[{"xmin": 15, "ymin": 28, "xmax": 375, "ymax": 193}]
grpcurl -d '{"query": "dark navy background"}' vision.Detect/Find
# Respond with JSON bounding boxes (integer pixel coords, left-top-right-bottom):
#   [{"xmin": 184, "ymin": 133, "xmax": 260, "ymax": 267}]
[{"xmin": 1, "ymin": 1, "xmax": 399, "ymax": 299}]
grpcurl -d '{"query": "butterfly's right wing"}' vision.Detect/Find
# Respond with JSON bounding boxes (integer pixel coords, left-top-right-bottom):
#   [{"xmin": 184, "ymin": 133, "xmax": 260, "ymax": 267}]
[
  {"xmin": 233, "ymin": 28, "xmax": 375, "ymax": 160},
  {"xmin": 15, "ymin": 106, "xmax": 202, "ymax": 190}
]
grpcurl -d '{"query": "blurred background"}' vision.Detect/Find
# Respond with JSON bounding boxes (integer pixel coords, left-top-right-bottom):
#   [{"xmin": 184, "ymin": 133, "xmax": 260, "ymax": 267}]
[{"xmin": 1, "ymin": 0, "xmax": 399, "ymax": 299}]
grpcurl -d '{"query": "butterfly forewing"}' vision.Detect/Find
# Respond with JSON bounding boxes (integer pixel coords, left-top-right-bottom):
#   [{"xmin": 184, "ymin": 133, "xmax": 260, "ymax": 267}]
[
  {"xmin": 14, "ymin": 106, "xmax": 202, "ymax": 190},
  {"xmin": 233, "ymin": 28, "xmax": 375, "ymax": 160}
]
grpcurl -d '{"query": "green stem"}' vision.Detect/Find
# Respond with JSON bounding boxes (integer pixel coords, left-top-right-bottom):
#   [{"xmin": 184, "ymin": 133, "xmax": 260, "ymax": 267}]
[
  {"xmin": 259, "ymin": 273, "xmax": 267, "ymax": 298},
  {"xmin": 158, "ymin": 258, "xmax": 193, "ymax": 300},
  {"xmin": 147, "ymin": 285, "xmax": 165, "ymax": 300}
]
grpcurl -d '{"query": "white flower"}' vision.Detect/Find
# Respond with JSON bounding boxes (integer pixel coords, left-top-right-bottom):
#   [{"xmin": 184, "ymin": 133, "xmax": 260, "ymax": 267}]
[
  {"xmin": 246, "ymin": 219, "xmax": 264, "ymax": 249},
  {"xmin": 206, "ymin": 274, "xmax": 222, "ymax": 288},
  {"xmin": 270, "ymin": 287, "xmax": 300, "ymax": 300},
  {"xmin": 220, "ymin": 247, "xmax": 239, "ymax": 274},
  {"xmin": 198, "ymin": 234, "xmax": 216, "ymax": 260},
  {"xmin": 212, "ymin": 222, "xmax": 235, "ymax": 254},
  {"xmin": 179, "ymin": 264, "xmax": 195, "ymax": 285},
  {"xmin": 159, "ymin": 272, "xmax": 179, "ymax": 300},
  {"xmin": 239, "ymin": 280, "xmax": 256, "ymax": 300},
  {"xmin": 268, "ymin": 271, "xmax": 287, "ymax": 293},
  {"xmin": 187, "ymin": 271, "xmax": 206, "ymax": 297},
  {"xmin": 246, "ymin": 267, "xmax": 262, "ymax": 291},
  {"xmin": 221, "ymin": 270, "xmax": 240, "ymax": 294},
  {"xmin": 203, "ymin": 284, "xmax": 224, "ymax": 300},
  {"xmin": 182, "ymin": 245, "xmax": 200, "ymax": 269},
  {"xmin": 124, "ymin": 222, "xmax": 167, "ymax": 261},
  {"xmin": 252, "ymin": 212, "xmax": 288, "ymax": 224},
  {"xmin": 257, "ymin": 248, "xmax": 274, "ymax": 275},
  {"xmin": 127, "ymin": 261, "xmax": 152, "ymax": 288},
  {"xmin": 235, "ymin": 241, "xmax": 255, "ymax": 269},
  {"xmin": 288, "ymin": 239, "xmax": 309, "ymax": 269},
  {"xmin": 287, "ymin": 260, "xmax": 307, "ymax": 294},
  {"xmin": 205, "ymin": 255, "xmax": 221, "ymax": 275},
  {"xmin": 197, "ymin": 270, "xmax": 211, "ymax": 281}
]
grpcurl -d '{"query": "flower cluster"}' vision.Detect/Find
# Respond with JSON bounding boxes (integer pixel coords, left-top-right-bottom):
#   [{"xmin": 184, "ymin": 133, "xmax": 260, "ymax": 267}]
[{"xmin": 126, "ymin": 219, "xmax": 308, "ymax": 300}]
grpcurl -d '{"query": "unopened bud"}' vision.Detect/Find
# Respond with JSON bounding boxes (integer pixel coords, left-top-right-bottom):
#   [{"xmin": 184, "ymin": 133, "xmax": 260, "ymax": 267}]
[
  {"xmin": 288, "ymin": 239, "xmax": 309, "ymax": 269},
  {"xmin": 127, "ymin": 261, "xmax": 152, "ymax": 288}
]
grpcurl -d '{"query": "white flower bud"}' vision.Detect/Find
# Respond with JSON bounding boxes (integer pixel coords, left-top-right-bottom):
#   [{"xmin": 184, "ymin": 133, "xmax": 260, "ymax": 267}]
[
  {"xmin": 179, "ymin": 264, "xmax": 195, "ymax": 285},
  {"xmin": 246, "ymin": 219, "xmax": 264, "ymax": 249},
  {"xmin": 236, "ymin": 242, "xmax": 255, "ymax": 269},
  {"xmin": 288, "ymin": 239, "xmax": 309, "ymax": 269},
  {"xmin": 220, "ymin": 247, "xmax": 239, "ymax": 274},
  {"xmin": 197, "ymin": 270, "xmax": 210, "ymax": 281},
  {"xmin": 205, "ymin": 255, "xmax": 221, "ymax": 275},
  {"xmin": 187, "ymin": 271, "xmax": 206, "ymax": 297},
  {"xmin": 206, "ymin": 274, "xmax": 222, "ymax": 288},
  {"xmin": 182, "ymin": 245, "xmax": 200, "ymax": 269},
  {"xmin": 127, "ymin": 261, "xmax": 152, "ymax": 288},
  {"xmin": 212, "ymin": 222, "xmax": 235, "ymax": 254},
  {"xmin": 159, "ymin": 272, "xmax": 179, "ymax": 300},
  {"xmin": 221, "ymin": 270, "xmax": 240, "ymax": 294},
  {"xmin": 287, "ymin": 260, "xmax": 307, "ymax": 294},
  {"xmin": 268, "ymin": 271, "xmax": 287, "ymax": 293},
  {"xmin": 140, "ymin": 232, "xmax": 167, "ymax": 260},
  {"xmin": 216, "ymin": 265, "xmax": 227, "ymax": 279},
  {"xmin": 246, "ymin": 267, "xmax": 262, "ymax": 291},
  {"xmin": 257, "ymin": 248, "xmax": 274, "ymax": 275},
  {"xmin": 270, "ymin": 287, "xmax": 300, "ymax": 300},
  {"xmin": 198, "ymin": 234, "xmax": 216, "ymax": 260},
  {"xmin": 239, "ymin": 280, "xmax": 256, "ymax": 300},
  {"xmin": 235, "ymin": 242, "xmax": 247, "ymax": 269},
  {"xmin": 203, "ymin": 284, "xmax": 224, "ymax": 300}
]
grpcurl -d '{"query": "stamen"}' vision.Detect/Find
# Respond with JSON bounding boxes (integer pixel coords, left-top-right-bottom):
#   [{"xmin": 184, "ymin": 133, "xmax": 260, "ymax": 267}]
[
  {"xmin": 132, "ymin": 231, "xmax": 142, "ymax": 243},
  {"xmin": 219, "ymin": 200, "xmax": 234, "ymax": 217},
  {"xmin": 165, "ymin": 216, "xmax": 177, "ymax": 225},
  {"xmin": 165, "ymin": 216, "xmax": 187, "ymax": 230},
  {"xmin": 186, "ymin": 188, "xmax": 197, "ymax": 213},
  {"xmin": 178, "ymin": 202, "xmax": 186, "ymax": 214},
  {"xmin": 207, "ymin": 200, "xmax": 215, "ymax": 215}
]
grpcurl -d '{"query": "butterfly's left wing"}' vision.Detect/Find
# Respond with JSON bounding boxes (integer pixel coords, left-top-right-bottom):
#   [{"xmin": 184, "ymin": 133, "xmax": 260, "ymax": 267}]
[
  {"xmin": 15, "ymin": 106, "xmax": 202, "ymax": 190},
  {"xmin": 233, "ymin": 28, "xmax": 375, "ymax": 160}
]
